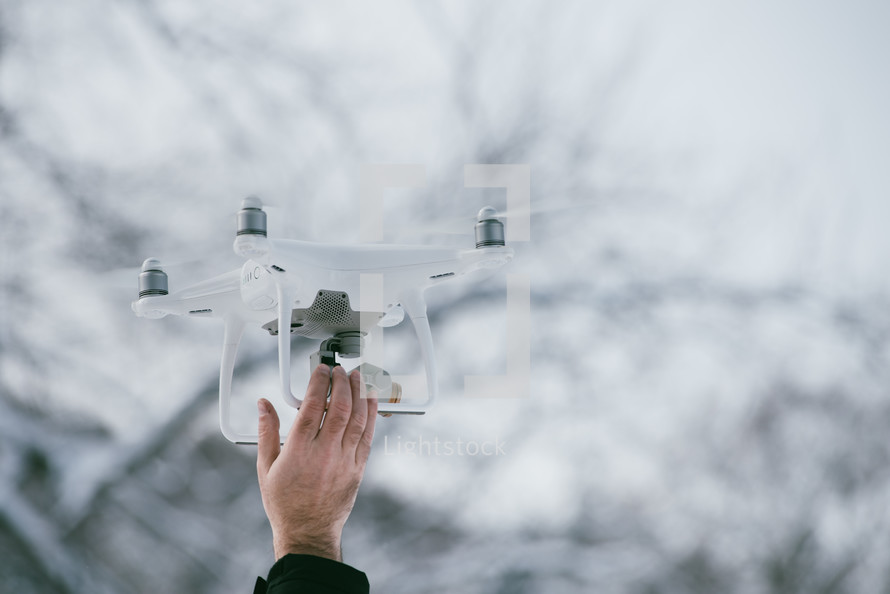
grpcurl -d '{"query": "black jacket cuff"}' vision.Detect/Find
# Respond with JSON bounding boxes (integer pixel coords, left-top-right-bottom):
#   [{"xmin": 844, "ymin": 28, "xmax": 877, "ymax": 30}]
[{"xmin": 255, "ymin": 554, "xmax": 369, "ymax": 594}]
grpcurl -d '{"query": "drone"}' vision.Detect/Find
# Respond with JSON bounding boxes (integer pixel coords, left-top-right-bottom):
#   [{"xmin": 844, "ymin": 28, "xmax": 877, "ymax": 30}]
[{"xmin": 132, "ymin": 197, "xmax": 514, "ymax": 443}]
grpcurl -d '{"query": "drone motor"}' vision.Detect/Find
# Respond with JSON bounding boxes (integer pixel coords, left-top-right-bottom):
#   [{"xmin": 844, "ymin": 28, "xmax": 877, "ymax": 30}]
[
  {"xmin": 234, "ymin": 196, "xmax": 271, "ymax": 258},
  {"xmin": 138, "ymin": 258, "xmax": 168, "ymax": 298},
  {"xmin": 236, "ymin": 195, "xmax": 267, "ymax": 236},
  {"xmin": 474, "ymin": 206, "xmax": 506, "ymax": 248}
]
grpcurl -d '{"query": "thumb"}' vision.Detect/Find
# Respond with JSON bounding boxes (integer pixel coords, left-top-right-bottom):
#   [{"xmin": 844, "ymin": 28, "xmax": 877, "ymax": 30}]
[{"xmin": 257, "ymin": 398, "xmax": 281, "ymax": 476}]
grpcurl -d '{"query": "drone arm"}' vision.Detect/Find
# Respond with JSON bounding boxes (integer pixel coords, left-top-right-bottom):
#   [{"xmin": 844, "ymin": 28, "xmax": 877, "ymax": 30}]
[{"xmin": 132, "ymin": 269, "xmax": 242, "ymax": 319}]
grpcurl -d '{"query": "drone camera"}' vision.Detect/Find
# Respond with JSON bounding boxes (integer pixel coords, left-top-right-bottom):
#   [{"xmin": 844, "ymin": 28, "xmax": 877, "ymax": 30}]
[
  {"xmin": 475, "ymin": 205, "xmax": 506, "ymax": 248},
  {"xmin": 138, "ymin": 258, "xmax": 168, "ymax": 298},
  {"xmin": 310, "ymin": 331, "xmax": 366, "ymax": 368},
  {"xmin": 334, "ymin": 331, "xmax": 364, "ymax": 358}
]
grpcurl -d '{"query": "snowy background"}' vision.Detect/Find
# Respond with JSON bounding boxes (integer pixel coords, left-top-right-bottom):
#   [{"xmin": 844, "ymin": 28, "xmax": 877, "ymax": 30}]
[{"xmin": 2, "ymin": 1, "xmax": 890, "ymax": 592}]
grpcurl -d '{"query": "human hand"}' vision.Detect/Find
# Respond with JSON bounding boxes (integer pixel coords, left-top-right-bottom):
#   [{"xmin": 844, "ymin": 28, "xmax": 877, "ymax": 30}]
[{"xmin": 256, "ymin": 364, "xmax": 378, "ymax": 562}]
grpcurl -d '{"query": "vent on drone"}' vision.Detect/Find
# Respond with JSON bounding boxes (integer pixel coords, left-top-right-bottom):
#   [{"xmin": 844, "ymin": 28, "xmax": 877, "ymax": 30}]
[{"xmin": 307, "ymin": 290, "xmax": 352, "ymax": 325}]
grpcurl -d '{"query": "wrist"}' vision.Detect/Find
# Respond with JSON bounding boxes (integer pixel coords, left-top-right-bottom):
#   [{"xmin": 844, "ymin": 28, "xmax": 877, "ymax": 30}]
[{"xmin": 273, "ymin": 535, "xmax": 342, "ymax": 562}]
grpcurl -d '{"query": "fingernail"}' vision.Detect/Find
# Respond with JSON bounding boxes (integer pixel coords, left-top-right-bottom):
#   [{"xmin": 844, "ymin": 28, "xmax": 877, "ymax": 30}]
[
  {"xmin": 257, "ymin": 400, "xmax": 268, "ymax": 416},
  {"xmin": 317, "ymin": 364, "xmax": 330, "ymax": 374}
]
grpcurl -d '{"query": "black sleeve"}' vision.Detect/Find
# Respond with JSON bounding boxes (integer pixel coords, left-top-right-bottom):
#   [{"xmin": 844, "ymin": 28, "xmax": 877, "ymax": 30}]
[{"xmin": 253, "ymin": 554, "xmax": 370, "ymax": 594}]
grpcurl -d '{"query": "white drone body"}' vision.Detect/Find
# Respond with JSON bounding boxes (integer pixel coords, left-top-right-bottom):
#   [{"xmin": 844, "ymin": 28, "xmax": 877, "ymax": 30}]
[{"xmin": 132, "ymin": 197, "xmax": 513, "ymax": 444}]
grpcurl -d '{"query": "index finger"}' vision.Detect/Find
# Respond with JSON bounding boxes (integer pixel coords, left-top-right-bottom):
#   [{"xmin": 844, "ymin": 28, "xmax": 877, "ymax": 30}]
[
  {"xmin": 317, "ymin": 365, "xmax": 353, "ymax": 445},
  {"xmin": 355, "ymin": 394, "xmax": 378, "ymax": 466},
  {"xmin": 341, "ymin": 369, "xmax": 368, "ymax": 451},
  {"xmin": 287, "ymin": 364, "xmax": 331, "ymax": 446}
]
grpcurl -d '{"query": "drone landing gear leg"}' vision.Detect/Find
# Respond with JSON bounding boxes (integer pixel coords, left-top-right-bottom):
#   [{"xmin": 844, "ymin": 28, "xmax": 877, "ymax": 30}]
[
  {"xmin": 276, "ymin": 283, "xmax": 303, "ymax": 409},
  {"xmin": 218, "ymin": 317, "xmax": 268, "ymax": 444},
  {"xmin": 397, "ymin": 289, "xmax": 438, "ymax": 411},
  {"xmin": 218, "ymin": 317, "xmax": 288, "ymax": 444}
]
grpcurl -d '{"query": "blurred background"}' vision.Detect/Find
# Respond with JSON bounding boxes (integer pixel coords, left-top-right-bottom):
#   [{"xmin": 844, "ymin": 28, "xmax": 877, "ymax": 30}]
[{"xmin": 2, "ymin": 0, "xmax": 889, "ymax": 592}]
